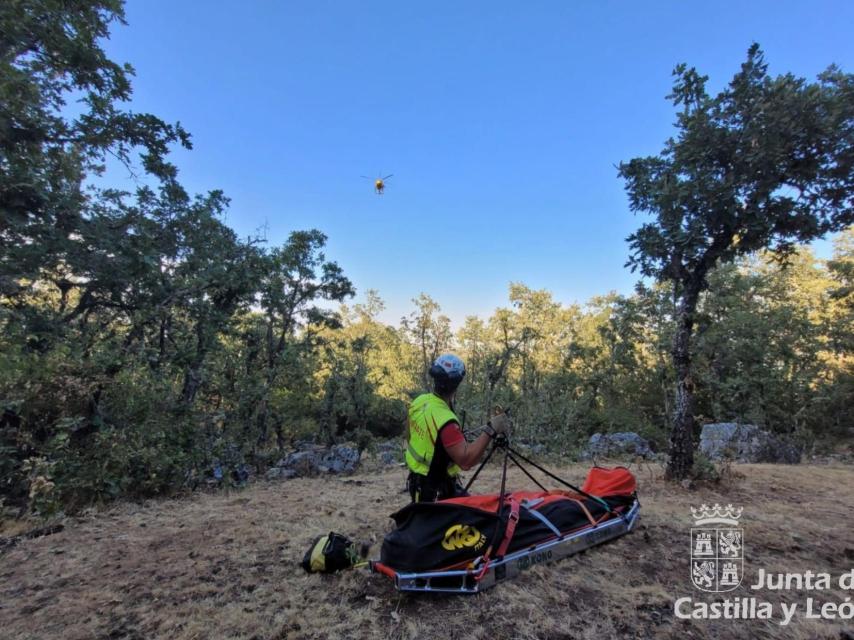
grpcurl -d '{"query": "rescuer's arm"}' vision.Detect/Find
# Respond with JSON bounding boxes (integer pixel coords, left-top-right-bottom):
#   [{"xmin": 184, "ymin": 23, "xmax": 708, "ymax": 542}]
[
  {"xmin": 442, "ymin": 412, "xmax": 512, "ymax": 470},
  {"xmin": 443, "ymin": 427, "xmax": 492, "ymax": 470}
]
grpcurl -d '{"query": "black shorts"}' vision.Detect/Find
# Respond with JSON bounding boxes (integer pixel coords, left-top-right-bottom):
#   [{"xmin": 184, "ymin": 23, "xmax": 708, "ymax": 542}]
[{"xmin": 407, "ymin": 472, "xmax": 469, "ymax": 503}]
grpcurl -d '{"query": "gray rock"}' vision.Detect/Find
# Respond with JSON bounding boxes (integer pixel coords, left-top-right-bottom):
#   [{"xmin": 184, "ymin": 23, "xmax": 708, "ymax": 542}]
[
  {"xmin": 274, "ymin": 443, "xmax": 362, "ymax": 477},
  {"xmin": 373, "ymin": 440, "xmax": 402, "ymax": 465},
  {"xmin": 580, "ymin": 432, "xmax": 654, "ymax": 460},
  {"xmin": 265, "ymin": 467, "xmax": 297, "ymax": 481},
  {"xmin": 699, "ymin": 423, "xmax": 800, "ymax": 464},
  {"xmin": 320, "ymin": 444, "xmax": 361, "ymax": 474},
  {"xmin": 278, "ymin": 450, "xmax": 322, "ymax": 475},
  {"xmin": 375, "ymin": 440, "xmax": 401, "ymax": 453},
  {"xmin": 380, "ymin": 450, "xmax": 400, "ymax": 465}
]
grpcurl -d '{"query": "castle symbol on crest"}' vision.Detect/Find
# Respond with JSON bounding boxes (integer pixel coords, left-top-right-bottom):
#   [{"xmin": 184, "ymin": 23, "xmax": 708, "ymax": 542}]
[{"xmin": 690, "ymin": 503, "xmax": 744, "ymax": 593}]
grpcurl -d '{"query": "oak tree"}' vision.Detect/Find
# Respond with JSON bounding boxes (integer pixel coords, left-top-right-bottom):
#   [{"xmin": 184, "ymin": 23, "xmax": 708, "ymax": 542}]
[{"xmin": 620, "ymin": 45, "xmax": 854, "ymax": 478}]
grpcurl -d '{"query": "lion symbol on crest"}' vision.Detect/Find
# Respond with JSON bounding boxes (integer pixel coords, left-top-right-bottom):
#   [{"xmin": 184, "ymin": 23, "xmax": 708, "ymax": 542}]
[{"xmin": 690, "ymin": 503, "xmax": 744, "ymax": 592}]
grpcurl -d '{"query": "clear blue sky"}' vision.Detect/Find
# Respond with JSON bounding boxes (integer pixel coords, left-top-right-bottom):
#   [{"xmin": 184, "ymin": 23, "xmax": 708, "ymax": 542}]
[{"xmin": 104, "ymin": 1, "xmax": 854, "ymax": 326}]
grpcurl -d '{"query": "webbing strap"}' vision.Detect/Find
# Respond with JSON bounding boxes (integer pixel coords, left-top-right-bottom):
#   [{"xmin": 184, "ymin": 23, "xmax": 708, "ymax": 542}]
[
  {"xmin": 572, "ymin": 498, "xmax": 598, "ymax": 528},
  {"xmin": 505, "ymin": 446, "xmax": 615, "ymax": 516},
  {"xmin": 496, "ymin": 498, "xmax": 520, "ymax": 558},
  {"xmin": 474, "ymin": 497, "xmax": 522, "ymax": 582},
  {"xmin": 521, "ymin": 501, "xmax": 562, "ymax": 538}
]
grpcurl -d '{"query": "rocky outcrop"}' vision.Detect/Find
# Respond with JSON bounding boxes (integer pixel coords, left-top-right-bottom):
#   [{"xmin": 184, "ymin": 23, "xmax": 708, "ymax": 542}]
[
  {"xmin": 374, "ymin": 440, "xmax": 402, "ymax": 465},
  {"xmin": 699, "ymin": 423, "xmax": 800, "ymax": 464},
  {"xmin": 580, "ymin": 432, "xmax": 654, "ymax": 460},
  {"xmin": 264, "ymin": 467, "xmax": 297, "ymax": 481},
  {"xmin": 266, "ymin": 442, "xmax": 362, "ymax": 479},
  {"xmin": 514, "ymin": 440, "xmax": 548, "ymax": 457}
]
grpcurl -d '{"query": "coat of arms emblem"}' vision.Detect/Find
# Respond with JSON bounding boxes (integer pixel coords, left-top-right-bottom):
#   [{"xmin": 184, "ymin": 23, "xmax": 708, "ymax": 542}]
[{"xmin": 690, "ymin": 503, "xmax": 743, "ymax": 592}]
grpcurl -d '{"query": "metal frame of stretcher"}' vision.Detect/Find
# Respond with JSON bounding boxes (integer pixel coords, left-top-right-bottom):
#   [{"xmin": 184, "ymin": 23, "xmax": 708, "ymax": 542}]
[{"xmin": 371, "ymin": 498, "xmax": 640, "ymax": 593}]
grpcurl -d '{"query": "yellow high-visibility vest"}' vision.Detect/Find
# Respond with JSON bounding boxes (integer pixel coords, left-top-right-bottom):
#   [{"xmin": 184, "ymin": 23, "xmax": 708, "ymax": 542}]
[{"xmin": 405, "ymin": 393, "xmax": 462, "ymax": 477}]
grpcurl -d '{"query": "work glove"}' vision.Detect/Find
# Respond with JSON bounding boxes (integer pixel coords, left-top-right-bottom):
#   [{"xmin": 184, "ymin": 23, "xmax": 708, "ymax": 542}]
[{"xmin": 488, "ymin": 412, "xmax": 512, "ymax": 438}]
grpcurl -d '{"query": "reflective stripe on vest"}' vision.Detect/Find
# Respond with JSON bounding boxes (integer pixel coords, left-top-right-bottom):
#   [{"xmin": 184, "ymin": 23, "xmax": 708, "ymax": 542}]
[
  {"xmin": 405, "ymin": 393, "xmax": 461, "ymax": 477},
  {"xmin": 406, "ymin": 442, "xmax": 429, "ymax": 466}
]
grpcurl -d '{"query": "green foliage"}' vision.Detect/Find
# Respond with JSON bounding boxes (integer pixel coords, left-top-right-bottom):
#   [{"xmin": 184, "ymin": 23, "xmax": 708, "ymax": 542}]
[
  {"xmin": 1, "ymin": 0, "xmax": 192, "ymax": 293},
  {"xmin": 693, "ymin": 253, "xmax": 828, "ymax": 435},
  {"xmin": 400, "ymin": 293, "xmax": 452, "ymax": 390},
  {"xmin": 621, "ymin": 44, "xmax": 854, "ymax": 283},
  {"xmin": 619, "ymin": 43, "xmax": 854, "ymax": 478},
  {"xmin": 313, "ymin": 293, "xmax": 414, "ymax": 443},
  {"xmin": 0, "ymin": 0, "xmax": 354, "ymax": 513},
  {"xmin": 1, "ymin": 5, "xmax": 851, "ymax": 515}
]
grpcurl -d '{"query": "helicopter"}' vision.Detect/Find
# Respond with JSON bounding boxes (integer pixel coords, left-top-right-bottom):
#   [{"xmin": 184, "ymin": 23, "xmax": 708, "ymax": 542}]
[{"xmin": 361, "ymin": 173, "xmax": 393, "ymax": 195}]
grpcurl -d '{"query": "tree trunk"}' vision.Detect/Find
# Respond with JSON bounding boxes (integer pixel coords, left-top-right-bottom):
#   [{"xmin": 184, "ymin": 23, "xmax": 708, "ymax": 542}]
[
  {"xmin": 254, "ymin": 397, "xmax": 269, "ymax": 450},
  {"xmin": 274, "ymin": 417, "xmax": 286, "ymax": 453},
  {"xmin": 181, "ymin": 364, "xmax": 202, "ymax": 405},
  {"xmin": 420, "ymin": 327, "xmax": 430, "ymax": 390},
  {"xmin": 667, "ymin": 285, "xmax": 701, "ymax": 480},
  {"xmin": 181, "ymin": 323, "xmax": 207, "ymax": 406}
]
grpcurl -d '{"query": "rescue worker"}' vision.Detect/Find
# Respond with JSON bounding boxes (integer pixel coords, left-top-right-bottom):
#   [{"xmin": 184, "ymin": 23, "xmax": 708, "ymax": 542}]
[{"xmin": 405, "ymin": 353, "xmax": 511, "ymax": 502}]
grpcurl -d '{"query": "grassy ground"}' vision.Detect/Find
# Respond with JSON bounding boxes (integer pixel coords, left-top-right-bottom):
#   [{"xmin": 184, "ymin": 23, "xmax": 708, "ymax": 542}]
[{"xmin": 1, "ymin": 459, "xmax": 853, "ymax": 640}]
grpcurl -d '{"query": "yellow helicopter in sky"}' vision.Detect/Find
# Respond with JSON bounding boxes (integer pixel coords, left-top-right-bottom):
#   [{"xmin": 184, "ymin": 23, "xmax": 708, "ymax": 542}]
[{"xmin": 362, "ymin": 173, "xmax": 393, "ymax": 195}]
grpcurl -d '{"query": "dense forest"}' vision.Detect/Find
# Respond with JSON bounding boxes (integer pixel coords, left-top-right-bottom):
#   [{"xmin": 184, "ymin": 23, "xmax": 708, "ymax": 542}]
[
  {"xmin": 4, "ymin": 240, "xmax": 853, "ymax": 516},
  {"xmin": 2, "ymin": 2, "xmax": 853, "ymax": 516}
]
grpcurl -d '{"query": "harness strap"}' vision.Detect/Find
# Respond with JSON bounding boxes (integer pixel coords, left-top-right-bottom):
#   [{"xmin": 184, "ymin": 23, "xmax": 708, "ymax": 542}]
[
  {"xmin": 572, "ymin": 498, "xmax": 598, "ymax": 528},
  {"xmin": 521, "ymin": 500, "xmax": 562, "ymax": 538},
  {"xmin": 473, "ymin": 496, "xmax": 521, "ymax": 582},
  {"xmin": 496, "ymin": 497, "xmax": 521, "ymax": 558}
]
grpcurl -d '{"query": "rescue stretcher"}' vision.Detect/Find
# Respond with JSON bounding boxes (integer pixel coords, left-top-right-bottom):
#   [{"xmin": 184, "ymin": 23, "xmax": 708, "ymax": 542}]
[{"xmin": 370, "ymin": 440, "xmax": 640, "ymax": 594}]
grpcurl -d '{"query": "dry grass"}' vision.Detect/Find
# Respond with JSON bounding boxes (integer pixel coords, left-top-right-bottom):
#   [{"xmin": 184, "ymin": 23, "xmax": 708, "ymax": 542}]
[{"xmin": 1, "ymin": 459, "xmax": 853, "ymax": 640}]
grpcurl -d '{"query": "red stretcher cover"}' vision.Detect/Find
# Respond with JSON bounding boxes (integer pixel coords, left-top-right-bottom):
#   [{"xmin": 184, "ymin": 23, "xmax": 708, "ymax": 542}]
[{"xmin": 380, "ymin": 467, "xmax": 637, "ymax": 573}]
